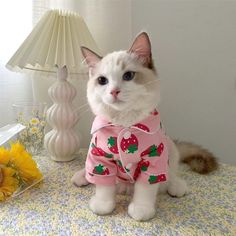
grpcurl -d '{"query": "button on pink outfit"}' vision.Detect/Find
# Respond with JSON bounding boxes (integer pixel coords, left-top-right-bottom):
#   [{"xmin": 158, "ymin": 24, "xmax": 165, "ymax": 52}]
[{"xmin": 85, "ymin": 111, "xmax": 169, "ymax": 185}]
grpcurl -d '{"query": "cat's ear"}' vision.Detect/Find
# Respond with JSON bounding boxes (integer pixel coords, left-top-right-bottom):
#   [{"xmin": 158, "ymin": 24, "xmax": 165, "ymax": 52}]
[
  {"xmin": 128, "ymin": 32, "xmax": 152, "ymax": 66},
  {"xmin": 81, "ymin": 47, "xmax": 102, "ymax": 68}
]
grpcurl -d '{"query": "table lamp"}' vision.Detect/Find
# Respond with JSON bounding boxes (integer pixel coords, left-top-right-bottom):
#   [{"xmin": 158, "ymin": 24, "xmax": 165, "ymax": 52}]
[{"xmin": 6, "ymin": 9, "xmax": 99, "ymax": 162}]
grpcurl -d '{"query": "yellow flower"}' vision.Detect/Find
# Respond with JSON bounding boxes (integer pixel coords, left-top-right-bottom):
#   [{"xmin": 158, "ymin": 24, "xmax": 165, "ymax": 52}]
[
  {"xmin": 0, "ymin": 167, "xmax": 19, "ymax": 201},
  {"xmin": 40, "ymin": 120, "xmax": 46, "ymax": 127},
  {"xmin": 10, "ymin": 143, "xmax": 43, "ymax": 184},
  {"xmin": 30, "ymin": 127, "xmax": 39, "ymax": 134},
  {"xmin": 30, "ymin": 117, "xmax": 40, "ymax": 125},
  {"xmin": 0, "ymin": 147, "xmax": 11, "ymax": 165},
  {"xmin": 10, "ymin": 142, "xmax": 25, "ymax": 155}
]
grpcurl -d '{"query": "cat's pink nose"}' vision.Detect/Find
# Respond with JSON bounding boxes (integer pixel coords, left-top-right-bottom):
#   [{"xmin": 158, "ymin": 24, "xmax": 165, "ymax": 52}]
[{"xmin": 110, "ymin": 89, "xmax": 120, "ymax": 98}]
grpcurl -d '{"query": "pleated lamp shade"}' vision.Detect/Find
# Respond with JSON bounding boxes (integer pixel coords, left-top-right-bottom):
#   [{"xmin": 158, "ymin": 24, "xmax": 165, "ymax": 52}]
[
  {"xmin": 6, "ymin": 9, "xmax": 99, "ymax": 162},
  {"xmin": 6, "ymin": 9, "xmax": 99, "ymax": 74}
]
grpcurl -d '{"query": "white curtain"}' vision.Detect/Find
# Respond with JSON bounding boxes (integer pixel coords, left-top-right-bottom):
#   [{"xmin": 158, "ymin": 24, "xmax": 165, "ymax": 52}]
[{"xmin": 0, "ymin": 1, "xmax": 33, "ymax": 127}]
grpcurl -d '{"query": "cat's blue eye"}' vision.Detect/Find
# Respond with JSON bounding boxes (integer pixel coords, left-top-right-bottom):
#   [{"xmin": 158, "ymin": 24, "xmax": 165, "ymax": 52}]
[
  {"xmin": 123, "ymin": 71, "xmax": 135, "ymax": 81},
  {"xmin": 97, "ymin": 76, "xmax": 108, "ymax": 85}
]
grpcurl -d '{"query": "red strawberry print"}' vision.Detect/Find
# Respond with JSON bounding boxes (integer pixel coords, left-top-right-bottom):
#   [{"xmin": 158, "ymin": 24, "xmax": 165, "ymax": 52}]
[
  {"xmin": 133, "ymin": 167, "xmax": 141, "ymax": 181},
  {"xmin": 91, "ymin": 143, "xmax": 113, "ymax": 158},
  {"xmin": 120, "ymin": 132, "xmax": 138, "ymax": 154},
  {"xmin": 157, "ymin": 143, "xmax": 164, "ymax": 155},
  {"xmin": 133, "ymin": 160, "xmax": 150, "ymax": 180},
  {"xmin": 107, "ymin": 136, "xmax": 119, "ymax": 154},
  {"xmin": 117, "ymin": 175, "xmax": 128, "ymax": 182},
  {"xmin": 134, "ymin": 123, "xmax": 150, "ymax": 132},
  {"xmin": 151, "ymin": 110, "xmax": 159, "ymax": 116},
  {"xmin": 93, "ymin": 164, "xmax": 110, "ymax": 175},
  {"xmin": 148, "ymin": 174, "xmax": 166, "ymax": 184},
  {"xmin": 139, "ymin": 160, "xmax": 150, "ymax": 171},
  {"xmin": 117, "ymin": 160, "xmax": 130, "ymax": 173},
  {"xmin": 141, "ymin": 144, "xmax": 160, "ymax": 157},
  {"xmin": 103, "ymin": 168, "xmax": 110, "ymax": 175}
]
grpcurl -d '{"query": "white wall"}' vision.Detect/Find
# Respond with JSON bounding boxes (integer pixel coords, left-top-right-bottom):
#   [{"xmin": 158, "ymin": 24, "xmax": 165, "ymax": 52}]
[
  {"xmin": 32, "ymin": 0, "xmax": 235, "ymax": 164},
  {"xmin": 132, "ymin": 0, "xmax": 236, "ymax": 164}
]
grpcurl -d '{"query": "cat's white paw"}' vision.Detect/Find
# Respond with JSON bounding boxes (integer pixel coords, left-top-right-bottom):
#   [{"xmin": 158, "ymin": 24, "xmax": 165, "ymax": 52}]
[
  {"xmin": 128, "ymin": 202, "xmax": 156, "ymax": 221},
  {"xmin": 116, "ymin": 183, "xmax": 134, "ymax": 195},
  {"xmin": 71, "ymin": 170, "xmax": 89, "ymax": 187},
  {"xmin": 89, "ymin": 196, "xmax": 115, "ymax": 215},
  {"xmin": 167, "ymin": 178, "xmax": 188, "ymax": 197}
]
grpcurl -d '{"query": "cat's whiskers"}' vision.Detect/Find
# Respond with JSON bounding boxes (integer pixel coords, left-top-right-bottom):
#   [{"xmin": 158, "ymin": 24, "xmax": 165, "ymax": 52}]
[{"xmin": 81, "ymin": 58, "xmax": 88, "ymax": 66}]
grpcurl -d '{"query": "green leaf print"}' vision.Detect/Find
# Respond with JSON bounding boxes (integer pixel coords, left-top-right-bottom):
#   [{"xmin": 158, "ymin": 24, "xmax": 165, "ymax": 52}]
[
  {"xmin": 95, "ymin": 164, "xmax": 104, "ymax": 174},
  {"xmin": 148, "ymin": 175, "xmax": 157, "ymax": 184},
  {"xmin": 128, "ymin": 144, "xmax": 138, "ymax": 153},
  {"xmin": 107, "ymin": 137, "xmax": 115, "ymax": 147}
]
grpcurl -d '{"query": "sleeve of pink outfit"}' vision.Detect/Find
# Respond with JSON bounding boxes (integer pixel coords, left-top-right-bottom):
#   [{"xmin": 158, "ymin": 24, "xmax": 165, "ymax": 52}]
[{"xmin": 85, "ymin": 136, "xmax": 117, "ymax": 185}]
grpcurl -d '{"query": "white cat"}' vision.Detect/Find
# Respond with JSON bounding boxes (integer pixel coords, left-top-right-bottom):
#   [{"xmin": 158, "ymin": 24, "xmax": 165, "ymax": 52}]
[{"xmin": 72, "ymin": 32, "xmax": 217, "ymax": 221}]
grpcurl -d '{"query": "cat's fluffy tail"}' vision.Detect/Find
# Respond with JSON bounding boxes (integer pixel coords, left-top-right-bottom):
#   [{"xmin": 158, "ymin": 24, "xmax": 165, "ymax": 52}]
[{"xmin": 174, "ymin": 140, "xmax": 218, "ymax": 174}]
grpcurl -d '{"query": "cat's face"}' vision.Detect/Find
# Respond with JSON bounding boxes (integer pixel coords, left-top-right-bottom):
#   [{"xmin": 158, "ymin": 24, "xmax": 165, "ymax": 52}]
[{"xmin": 82, "ymin": 32, "xmax": 160, "ymax": 122}]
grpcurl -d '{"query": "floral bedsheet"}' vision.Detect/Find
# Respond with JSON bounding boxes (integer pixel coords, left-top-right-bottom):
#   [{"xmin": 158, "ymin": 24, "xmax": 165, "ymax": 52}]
[{"xmin": 0, "ymin": 149, "xmax": 235, "ymax": 235}]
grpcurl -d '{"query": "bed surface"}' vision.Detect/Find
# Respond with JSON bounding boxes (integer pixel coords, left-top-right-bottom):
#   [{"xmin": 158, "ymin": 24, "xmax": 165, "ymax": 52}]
[{"xmin": 0, "ymin": 149, "xmax": 235, "ymax": 235}]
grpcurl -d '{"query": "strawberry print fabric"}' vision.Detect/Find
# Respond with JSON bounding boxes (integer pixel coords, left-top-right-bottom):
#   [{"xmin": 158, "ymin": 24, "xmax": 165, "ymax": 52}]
[{"xmin": 85, "ymin": 111, "xmax": 169, "ymax": 185}]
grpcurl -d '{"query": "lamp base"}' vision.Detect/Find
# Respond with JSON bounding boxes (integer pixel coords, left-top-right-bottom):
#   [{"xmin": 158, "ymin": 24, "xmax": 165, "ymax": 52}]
[
  {"xmin": 44, "ymin": 129, "xmax": 80, "ymax": 162},
  {"xmin": 50, "ymin": 155, "xmax": 77, "ymax": 162},
  {"xmin": 44, "ymin": 66, "xmax": 80, "ymax": 162}
]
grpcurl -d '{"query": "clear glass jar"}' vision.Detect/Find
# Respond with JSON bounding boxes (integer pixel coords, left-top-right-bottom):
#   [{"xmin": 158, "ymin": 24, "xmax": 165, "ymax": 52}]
[{"xmin": 12, "ymin": 101, "xmax": 47, "ymax": 155}]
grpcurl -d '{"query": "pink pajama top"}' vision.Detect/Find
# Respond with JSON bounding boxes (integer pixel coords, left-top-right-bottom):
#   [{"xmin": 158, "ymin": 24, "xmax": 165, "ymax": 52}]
[{"xmin": 85, "ymin": 110, "xmax": 169, "ymax": 185}]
